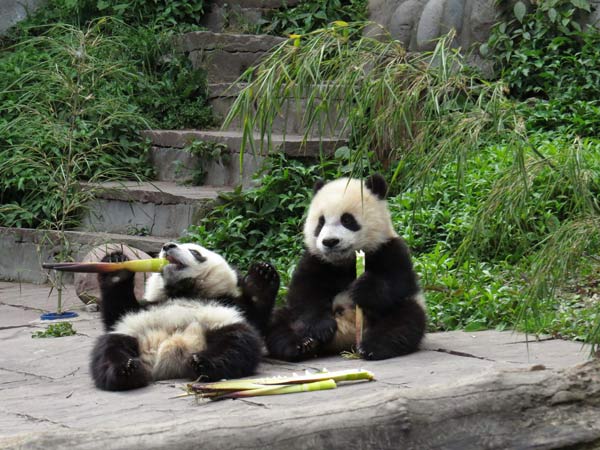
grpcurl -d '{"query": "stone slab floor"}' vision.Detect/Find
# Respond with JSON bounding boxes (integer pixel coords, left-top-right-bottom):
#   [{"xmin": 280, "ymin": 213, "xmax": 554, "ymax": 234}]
[{"xmin": 0, "ymin": 281, "xmax": 593, "ymax": 450}]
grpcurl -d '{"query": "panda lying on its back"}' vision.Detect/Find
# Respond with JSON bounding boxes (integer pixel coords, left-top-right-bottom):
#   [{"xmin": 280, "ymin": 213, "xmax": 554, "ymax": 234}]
[
  {"xmin": 266, "ymin": 174, "xmax": 426, "ymax": 361},
  {"xmin": 91, "ymin": 242, "xmax": 279, "ymax": 391}
]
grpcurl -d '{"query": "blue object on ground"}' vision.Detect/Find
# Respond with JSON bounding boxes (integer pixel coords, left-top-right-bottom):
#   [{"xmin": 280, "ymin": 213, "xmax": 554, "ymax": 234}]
[{"xmin": 40, "ymin": 311, "xmax": 79, "ymax": 320}]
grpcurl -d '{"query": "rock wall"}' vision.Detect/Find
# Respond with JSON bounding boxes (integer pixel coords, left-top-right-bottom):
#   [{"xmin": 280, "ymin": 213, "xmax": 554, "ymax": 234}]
[
  {"xmin": 0, "ymin": 0, "xmax": 46, "ymax": 35},
  {"xmin": 370, "ymin": 0, "xmax": 600, "ymax": 69}
]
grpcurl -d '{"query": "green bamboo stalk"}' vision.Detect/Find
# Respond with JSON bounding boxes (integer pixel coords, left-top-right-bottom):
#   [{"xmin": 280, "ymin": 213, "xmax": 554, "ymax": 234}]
[
  {"xmin": 355, "ymin": 250, "xmax": 365, "ymax": 346},
  {"xmin": 213, "ymin": 379, "xmax": 337, "ymax": 400}
]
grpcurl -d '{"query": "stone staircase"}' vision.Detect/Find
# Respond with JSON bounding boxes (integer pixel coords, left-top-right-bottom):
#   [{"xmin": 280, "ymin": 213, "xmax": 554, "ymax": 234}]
[{"xmin": 0, "ymin": 1, "xmax": 345, "ymax": 284}]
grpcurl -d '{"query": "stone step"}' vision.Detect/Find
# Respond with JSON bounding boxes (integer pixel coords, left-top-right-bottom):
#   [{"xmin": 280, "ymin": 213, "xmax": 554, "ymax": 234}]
[
  {"xmin": 208, "ymin": 83, "xmax": 346, "ymax": 136},
  {"xmin": 79, "ymin": 182, "xmax": 230, "ymax": 238},
  {"xmin": 178, "ymin": 31, "xmax": 285, "ymax": 83},
  {"xmin": 142, "ymin": 129, "xmax": 345, "ymax": 185},
  {"xmin": 0, "ymin": 226, "xmax": 169, "ymax": 284}
]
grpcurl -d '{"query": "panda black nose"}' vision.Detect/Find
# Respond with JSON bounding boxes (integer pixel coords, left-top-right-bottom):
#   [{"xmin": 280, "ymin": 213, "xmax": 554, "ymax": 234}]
[
  {"xmin": 323, "ymin": 238, "xmax": 340, "ymax": 248},
  {"xmin": 162, "ymin": 242, "xmax": 177, "ymax": 252}
]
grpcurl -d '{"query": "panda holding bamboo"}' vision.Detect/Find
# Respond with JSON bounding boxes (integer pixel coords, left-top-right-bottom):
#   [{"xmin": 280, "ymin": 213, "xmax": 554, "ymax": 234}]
[
  {"xmin": 266, "ymin": 174, "xmax": 426, "ymax": 361},
  {"xmin": 91, "ymin": 242, "xmax": 279, "ymax": 391}
]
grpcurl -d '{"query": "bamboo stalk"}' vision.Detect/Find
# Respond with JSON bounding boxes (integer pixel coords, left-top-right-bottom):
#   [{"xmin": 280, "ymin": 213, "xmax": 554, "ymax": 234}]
[
  {"xmin": 355, "ymin": 250, "xmax": 366, "ymax": 347},
  {"xmin": 214, "ymin": 379, "xmax": 337, "ymax": 400},
  {"xmin": 42, "ymin": 258, "xmax": 169, "ymax": 273},
  {"xmin": 190, "ymin": 369, "xmax": 375, "ymax": 393}
]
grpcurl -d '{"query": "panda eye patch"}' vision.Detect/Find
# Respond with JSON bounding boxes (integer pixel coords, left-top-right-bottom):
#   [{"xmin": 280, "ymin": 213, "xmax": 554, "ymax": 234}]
[
  {"xmin": 341, "ymin": 213, "xmax": 361, "ymax": 231},
  {"xmin": 189, "ymin": 249, "xmax": 207, "ymax": 263},
  {"xmin": 314, "ymin": 215, "xmax": 325, "ymax": 237}
]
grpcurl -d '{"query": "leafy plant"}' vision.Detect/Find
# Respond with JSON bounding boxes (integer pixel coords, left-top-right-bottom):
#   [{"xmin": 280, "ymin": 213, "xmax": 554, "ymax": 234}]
[
  {"xmin": 185, "ymin": 154, "xmax": 338, "ymax": 287},
  {"xmin": 0, "ymin": 20, "xmax": 152, "ymax": 230},
  {"xmin": 486, "ymin": 0, "xmax": 600, "ymax": 136},
  {"xmin": 32, "ymin": 321, "xmax": 77, "ymax": 338},
  {"xmin": 175, "ymin": 140, "xmax": 230, "ymax": 186},
  {"xmin": 134, "ymin": 47, "xmax": 216, "ymax": 130},
  {"xmin": 97, "ymin": 0, "xmax": 205, "ymax": 28},
  {"xmin": 261, "ymin": 0, "xmax": 368, "ymax": 35}
]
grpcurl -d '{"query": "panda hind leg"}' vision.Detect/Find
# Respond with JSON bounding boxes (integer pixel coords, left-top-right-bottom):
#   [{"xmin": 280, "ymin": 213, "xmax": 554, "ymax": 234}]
[
  {"xmin": 188, "ymin": 323, "xmax": 262, "ymax": 381},
  {"xmin": 359, "ymin": 301, "xmax": 426, "ymax": 360},
  {"xmin": 90, "ymin": 333, "xmax": 151, "ymax": 391},
  {"xmin": 240, "ymin": 262, "xmax": 280, "ymax": 335}
]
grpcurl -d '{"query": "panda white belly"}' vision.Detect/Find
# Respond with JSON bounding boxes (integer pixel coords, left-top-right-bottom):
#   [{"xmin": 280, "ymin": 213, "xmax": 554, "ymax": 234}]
[{"xmin": 112, "ymin": 300, "xmax": 245, "ymax": 380}]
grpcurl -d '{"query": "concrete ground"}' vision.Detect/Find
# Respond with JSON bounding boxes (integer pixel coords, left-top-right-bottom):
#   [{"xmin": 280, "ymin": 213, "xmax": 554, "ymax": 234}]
[{"xmin": 0, "ymin": 281, "xmax": 595, "ymax": 450}]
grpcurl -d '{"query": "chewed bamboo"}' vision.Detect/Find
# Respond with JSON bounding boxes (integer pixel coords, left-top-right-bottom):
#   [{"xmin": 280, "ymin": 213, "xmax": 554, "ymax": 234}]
[{"xmin": 42, "ymin": 258, "xmax": 169, "ymax": 273}]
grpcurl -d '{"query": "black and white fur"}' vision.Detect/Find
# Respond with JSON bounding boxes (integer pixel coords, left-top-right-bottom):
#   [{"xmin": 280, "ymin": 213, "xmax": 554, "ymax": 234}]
[
  {"xmin": 266, "ymin": 174, "xmax": 426, "ymax": 361},
  {"xmin": 91, "ymin": 242, "xmax": 279, "ymax": 391}
]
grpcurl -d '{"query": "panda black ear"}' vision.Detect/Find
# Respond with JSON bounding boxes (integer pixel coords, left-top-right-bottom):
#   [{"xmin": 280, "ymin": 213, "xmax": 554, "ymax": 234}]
[
  {"xmin": 313, "ymin": 179, "xmax": 326, "ymax": 194},
  {"xmin": 365, "ymin": 174, "xmax": 388, "ymax": 199}
]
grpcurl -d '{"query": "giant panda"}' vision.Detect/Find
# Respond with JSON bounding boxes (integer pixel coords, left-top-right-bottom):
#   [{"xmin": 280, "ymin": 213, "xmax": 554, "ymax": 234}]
[
  {"xmin": 266, "ymin": 174, "xmax": 426, "ymax": 361},
  {"xmin": 91, "ymin": 242, "xmax": 279, "ymax": 391}
]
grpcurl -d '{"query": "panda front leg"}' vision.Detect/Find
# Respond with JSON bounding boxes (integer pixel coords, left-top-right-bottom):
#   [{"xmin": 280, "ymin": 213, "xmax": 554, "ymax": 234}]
[
  {"xmin": 239, "ymin": 262, "xmax": 280, "ymax": 336},
  {"xmin": 90, "ymin": 333, "xmax": 151, "ymax": 391},
  {"xmin": 97, "ymin": 252, "xmax": 141, "ymax": 331},
  {"xmin": 188, "ymin": 323, "xmax": 262, "ymax": 381}
]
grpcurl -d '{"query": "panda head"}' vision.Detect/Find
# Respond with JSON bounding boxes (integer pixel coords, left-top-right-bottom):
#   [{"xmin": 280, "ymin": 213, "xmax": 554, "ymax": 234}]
[
  {"xmin": 303, "ymin": 174, "xmax": 397, "ymax": 263},
  {"xmin": 144, "ymin": 242, "xmax": 240, "ymax": 302}
]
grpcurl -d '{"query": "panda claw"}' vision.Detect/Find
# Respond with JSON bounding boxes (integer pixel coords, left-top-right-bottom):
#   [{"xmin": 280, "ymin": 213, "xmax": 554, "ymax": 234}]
[
  {"xmin": 118, "ymin": 358, "xmax": 136, "ymax": 376},
  {"xmin": 298, "ymin": 336, "xmax": 317, "ymax": 354}
]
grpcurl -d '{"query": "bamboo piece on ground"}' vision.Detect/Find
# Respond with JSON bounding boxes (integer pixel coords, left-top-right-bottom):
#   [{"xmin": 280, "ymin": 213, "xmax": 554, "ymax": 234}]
[
  {"xmin": 42, "ymin": 258, "xmax": 169, "ymax": 273},
  {"xmin": 187, "ymin": 369, "xmax": 375, "ymax": 401},
  {"xmin": 213, "ymin": 380, "xmax": 337, "ymax": 400}
]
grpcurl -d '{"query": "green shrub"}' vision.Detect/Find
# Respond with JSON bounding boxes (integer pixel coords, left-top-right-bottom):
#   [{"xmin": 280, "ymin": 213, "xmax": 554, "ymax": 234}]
[
  {"xmin": 0, "ymin": 21, "xmax": 152, "ymax": 228},
  {"xmin": 487, "ymin": 0, "xmax": 600, "ymax": 136},
  {"xmin": 261, "ymin": 0, "xmax": 368, "ymax": 36},
  {"xmin": 185, "ymin": 154, "xmax": 339, "ymax": 287},
  {"xmin": 0, "ymin": 16, "xmax": 215, "ymax": 227}
]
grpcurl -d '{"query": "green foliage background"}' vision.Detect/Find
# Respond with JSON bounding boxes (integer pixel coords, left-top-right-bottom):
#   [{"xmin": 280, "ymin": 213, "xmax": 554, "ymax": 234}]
[
  {"xmin": 0, "ymin": 0, "xmax": 215, "ymax": 228},
  {"xmin": 1, "ymin": 0, "xmax": 599, "ymax": 345}
]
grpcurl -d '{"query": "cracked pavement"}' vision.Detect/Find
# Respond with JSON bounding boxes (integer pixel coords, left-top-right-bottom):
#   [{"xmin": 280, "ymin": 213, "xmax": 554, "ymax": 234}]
[{"xmin": 0, "ymin": 281, "xmax": 592, "ymax": 448}]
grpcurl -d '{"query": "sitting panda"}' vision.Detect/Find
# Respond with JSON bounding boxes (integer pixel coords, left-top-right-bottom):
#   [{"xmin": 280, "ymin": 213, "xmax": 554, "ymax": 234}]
[
  {"xmin": 91, "ymin": 242, "xmax": 279, "ymax": 391},
  {"xmin": 266, "ymin": 174, "xmax": 426, "ymax": 361}
]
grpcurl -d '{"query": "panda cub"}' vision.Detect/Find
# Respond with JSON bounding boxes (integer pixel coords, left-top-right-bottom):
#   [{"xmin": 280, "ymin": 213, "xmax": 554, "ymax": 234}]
[
  {"xmin": 266, "ymin": 174, "xmax": 426, "ymax": 361},
  {"xmin": 91, "ymin": 242, "xmax": 279, "ymax": 391}
]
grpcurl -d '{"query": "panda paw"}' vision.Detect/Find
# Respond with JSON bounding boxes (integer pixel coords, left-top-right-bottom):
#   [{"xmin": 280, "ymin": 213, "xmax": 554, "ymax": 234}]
[
  {"xmin": 189, "ymin": 353, "xmax": 216, "ymax": 381},
  {"xmin": 98, "ymin": 252, "xmax": 134, "ymax": 286},
  {"xmin": 243, "ymin": 262, "xmax": 280, "ymax": 303},
  {"xmin": 118, "ymin": 358, "xmax": 140, "ymax": 376}
]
